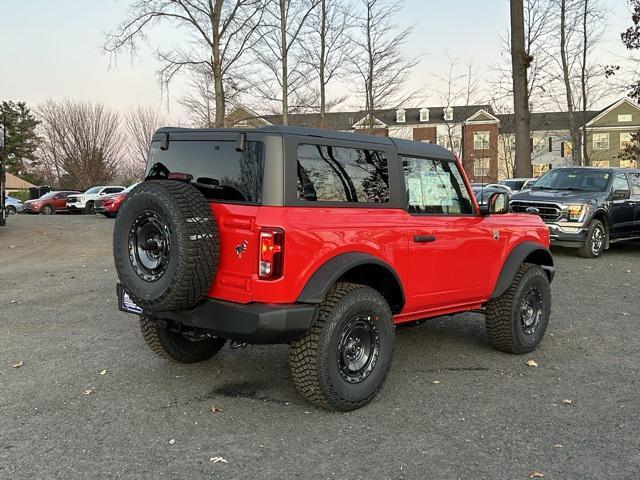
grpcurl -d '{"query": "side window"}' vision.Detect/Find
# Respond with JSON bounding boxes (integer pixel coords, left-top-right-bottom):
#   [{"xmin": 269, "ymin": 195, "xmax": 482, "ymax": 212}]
[
  {"xmin": 403, "ymin": 156, "xmax": 474, "ymax": 215},
  {"xmin": 611, "ymin": 173, "xmax": 630, "ymax": 192},
  {"xmin": 296, "ymin": 144, "xmax": 389, "ymax": 203},
  {"xmin": 629, "ymin": 172, "xmax": 640, "ymax": 195}
]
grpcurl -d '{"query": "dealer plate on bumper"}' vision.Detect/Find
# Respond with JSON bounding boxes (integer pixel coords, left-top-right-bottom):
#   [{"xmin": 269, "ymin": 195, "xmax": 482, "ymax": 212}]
[{"xmin": 119, "ymin": 288, "xmax": 143, "ymax": 314}]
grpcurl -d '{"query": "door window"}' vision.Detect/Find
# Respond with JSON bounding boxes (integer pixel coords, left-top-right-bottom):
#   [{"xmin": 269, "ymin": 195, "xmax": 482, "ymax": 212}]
[
  {"xmin": 296, "ymin": 144, "xmax": 389, "ymax": 203},
  {"xmin": 629, "ymin": 172, "xmax": 640, "ymax": 195},
  {"xmin": 402, "ymin": 157, "xmax": 474, "ymax": 214},
  {"xmin": 611, "ymin": 173, "xmax": 630, "ymax": 193}
]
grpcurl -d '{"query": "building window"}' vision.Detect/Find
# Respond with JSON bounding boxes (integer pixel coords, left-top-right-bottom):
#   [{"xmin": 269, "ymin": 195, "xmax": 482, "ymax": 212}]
[
  {"xmin": 620, "ymin": 159, "xmax": 638, "ymax": 169},
  {"xmin": 618, "ymin": 114, "xmax": 632, "ymax": 122},
  {"xmin": 473, "ymin": 157, "xmax": 490, "ymax": 177},
  {"xmin": 591, "ymin": 160, "xmax": 610, "ymax": 167},
  {"xmin": 533, "ymin": 164, "xmax": 550, "ymax": 177},
  {"xmin": 444, "ymin": 107, "xmax": 453, "ymax": 121},
  {"xmin": 620, "ymin": 132, "xmax": 634, "ymax": 149},
  {"xmin": 593, "ymin": 133, "xmax": 609, "ymax": 150},
  {"xmin": 396, "ymin": 109, "xmax": 406, "ymax": 123},
  {"xmin": 473, "ymin": 131, "xmax": 490, "ymax": 150},
  {"xmin": 420, "ymin": 108, "xmax": 429, "ymax": 122},
  {"xmin": 235, "ymin": 119, "xmax": 248, "ymax": 127},
  {"xmin": 531, "ymin": 136, "xmax": 547, "ymax": 154}
]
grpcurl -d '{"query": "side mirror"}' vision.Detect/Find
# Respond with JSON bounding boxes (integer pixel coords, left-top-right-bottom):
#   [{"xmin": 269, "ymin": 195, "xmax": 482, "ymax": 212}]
[
  {"xmin": 612, "ymin": 189, "xmax": 631, "ymax": 200},
  {"xmin": 481, "ymin": 191, "xmax": 509, "ymax": 215}
]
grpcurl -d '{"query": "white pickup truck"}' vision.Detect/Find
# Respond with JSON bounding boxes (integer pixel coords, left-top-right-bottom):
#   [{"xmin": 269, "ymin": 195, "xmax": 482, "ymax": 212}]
[{"xmin": 66, "ymin": 186, "xmax": 125, "ymax": 214}]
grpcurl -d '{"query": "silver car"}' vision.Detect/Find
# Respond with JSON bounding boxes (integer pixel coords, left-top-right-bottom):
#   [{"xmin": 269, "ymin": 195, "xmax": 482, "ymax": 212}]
[{"xmin": 5, "ymin": 195, "xmax": 24, "ymax": 215}]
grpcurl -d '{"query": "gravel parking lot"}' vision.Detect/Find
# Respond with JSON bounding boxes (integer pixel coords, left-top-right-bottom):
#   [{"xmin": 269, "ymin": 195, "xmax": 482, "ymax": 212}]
[{"xmin": 1, "ymin": 214, "xmax": 639, "ymax": 479}]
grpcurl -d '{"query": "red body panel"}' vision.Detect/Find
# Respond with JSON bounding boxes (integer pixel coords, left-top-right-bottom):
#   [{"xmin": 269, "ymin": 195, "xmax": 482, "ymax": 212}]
[
  {"xmin": 97, "ymin": 193, "xmax": 127, "ymax": 213},
  {"xmin": 205, "ymin": 201, "xmax": 550, "ymax": 324}
]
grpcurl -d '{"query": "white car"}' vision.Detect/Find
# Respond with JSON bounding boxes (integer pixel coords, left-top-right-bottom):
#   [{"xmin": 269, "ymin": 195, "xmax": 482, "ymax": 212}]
[{"xmin": 66, "ymin": 186, "xmax": 126, "ymax": 213}]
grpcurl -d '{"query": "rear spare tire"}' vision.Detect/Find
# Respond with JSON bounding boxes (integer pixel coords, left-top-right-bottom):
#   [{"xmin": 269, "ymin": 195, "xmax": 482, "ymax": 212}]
[{"xmin": 113, "ymin": 180, "xmax": 219, "ymax": 312}]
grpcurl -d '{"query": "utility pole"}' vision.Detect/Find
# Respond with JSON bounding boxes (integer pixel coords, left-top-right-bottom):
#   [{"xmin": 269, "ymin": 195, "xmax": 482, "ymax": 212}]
[{"xmin": 510, "ymin": 0, "xmax": 532, "ymax": 177}]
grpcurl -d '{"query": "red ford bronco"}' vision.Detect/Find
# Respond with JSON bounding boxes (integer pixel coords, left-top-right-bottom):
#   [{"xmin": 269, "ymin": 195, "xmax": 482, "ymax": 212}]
[{"xmin": 113, "ymin": 126, "xmax": 554, "ymax": 411}]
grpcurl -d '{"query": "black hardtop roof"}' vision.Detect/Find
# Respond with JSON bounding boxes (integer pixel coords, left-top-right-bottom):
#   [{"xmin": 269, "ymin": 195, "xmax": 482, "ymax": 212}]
[{"xmin": 154, "ymin": 125, "xmax": 456, "ymax": 160}]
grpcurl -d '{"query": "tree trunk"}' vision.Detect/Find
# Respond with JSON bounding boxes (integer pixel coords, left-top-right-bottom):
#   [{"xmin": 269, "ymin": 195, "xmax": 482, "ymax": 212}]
[
  {"xmin": 319, "ymin": 0, "xmax": 327, "ymax": 128},
  {"xmin": 560, "ymin": 0, "xmax": 581, "ymax": 165},
  {"xmin": 280, "ymin": 0, "xmax": 289, "ymax": 126},
  {"xmin": 581, "ymin": 0, "xmax": 590, "ymax": 165},
  {"xmin": 211, "ymin": 1, "xmax": 225, "ymax": 128},
  {"xmin": 510, "ymin": 0, "xmax": 532, "ymax": 177},
  {"xmin": 366, "ymin": 2, "xmax": 374, "ymax": 129}
]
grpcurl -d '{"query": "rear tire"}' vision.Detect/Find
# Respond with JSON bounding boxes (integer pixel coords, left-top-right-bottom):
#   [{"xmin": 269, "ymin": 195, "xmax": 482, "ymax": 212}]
[
  {"xmin": 6, "ymin": 205, "xmax": 16, "ymax": 215},
  {"xmin": 139, "ymin": 316, "xmax": 225, "ymax": 363},
  {"xmin": 290, "ymin": 282, "xmax": 395, "ymax": 411},
  {"xmin": 485, "ymin": 264, "xmax": 551, "ymax": 354},
  {"xmin": 578, "ymin": 219, "xmax": 606, "ymax": 258},
  {"xmin": 41, "ymin": 205, "xmax": 55, "ymax": 215}
]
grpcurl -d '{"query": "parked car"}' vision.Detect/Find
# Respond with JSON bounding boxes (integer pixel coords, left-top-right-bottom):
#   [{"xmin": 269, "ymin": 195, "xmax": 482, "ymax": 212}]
[
  {"xmin": 500, "ymin": 177, "xmax": 537, "ymax": 192},
  {"xmin": 24, "ymin": 191, "xmax": 80, "ymax": 215},
  {"xmin": 66, "ymin": 185, "xmax": 125, "ymax": 214},
  {"xmin": 472, "ymin": 184, "xmax": 513, "ymax": 206},
  {"xmin": 113, "ymin": 126, "xmax": 554, "ymax": 411},
  {"xmin": 510, "ymin": 167, "xmax": 640, "ymax": 258},
  {"xmin": 5, "ymin": 195, "xmax": 24, "ymax": 215},
  {"xmin": 95, "ymin": 183, "xmax": 140, "ymax": 218}
]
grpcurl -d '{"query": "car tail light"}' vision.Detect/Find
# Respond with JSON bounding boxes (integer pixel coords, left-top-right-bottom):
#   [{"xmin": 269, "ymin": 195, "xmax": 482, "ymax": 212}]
[{"xmin": 258, "ymin": 228, "xmax": 284, "ymax": 280}]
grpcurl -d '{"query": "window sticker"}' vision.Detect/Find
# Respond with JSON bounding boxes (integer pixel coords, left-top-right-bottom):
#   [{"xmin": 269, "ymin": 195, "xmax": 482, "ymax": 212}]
[{"xmin": 420, "ymin": 170, "xmax": 453, "ymax": 207}]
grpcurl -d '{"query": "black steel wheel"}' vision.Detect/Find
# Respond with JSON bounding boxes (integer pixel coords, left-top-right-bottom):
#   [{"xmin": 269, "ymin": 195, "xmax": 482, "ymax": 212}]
[
  {"xmin": 290, "ymin": 282, "xmax": 395, "ymax": 411},
  {"xmin": 128, "ymin": 210, "xmax": 171, "ymax": 282},
  {"xmin": 486, "ymin": 264, "xmax": 551, "ymax": 354}
]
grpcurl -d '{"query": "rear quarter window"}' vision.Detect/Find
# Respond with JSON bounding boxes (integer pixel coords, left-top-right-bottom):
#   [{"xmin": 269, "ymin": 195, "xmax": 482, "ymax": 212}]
[{"xmin": 147, "ymin": 140, "xmax": 265, "ymax": 204}]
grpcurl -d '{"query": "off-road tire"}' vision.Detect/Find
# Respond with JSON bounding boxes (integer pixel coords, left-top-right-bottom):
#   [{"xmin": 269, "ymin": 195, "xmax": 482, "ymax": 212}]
[
  {"xmin": 577, "ymin": 219, "xmax": 606, "ymax": 258},
  {"xmin": 139, "ymin": 316, "xmax": 225, "ymax": 363},
  {"xmin": 290, "ymin": 282, "xmax": 395, "ymax": 411},
  {"xmin": 113, "ymin": 180, "xmax": 219, "ymax": 312},
  {"xmin": 41, "ymin": 205, "xmax": 55, "ymax": 215},
  {"xmin": 485, "ymin": 263, "xmax": 551, "ymax": 354},
  {"xmin": 6, "ymin": 205, "xmax": 16, "ymax": 216},
  {"xmin": 84, "ymin": 201, "xmax": 95, "ymax": 214}
]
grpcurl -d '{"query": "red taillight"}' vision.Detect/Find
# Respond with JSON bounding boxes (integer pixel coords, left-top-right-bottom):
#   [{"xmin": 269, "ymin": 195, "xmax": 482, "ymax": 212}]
[{"xmin": 258, "ymin": 228, "xmax": 284, "ymax": 280}]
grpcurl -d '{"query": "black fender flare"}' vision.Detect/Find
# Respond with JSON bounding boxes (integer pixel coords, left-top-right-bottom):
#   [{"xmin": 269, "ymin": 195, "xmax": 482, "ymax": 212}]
[
  {"xmin": 492, "ymin": 242, "xmax": 555, "ymax": 298},
  {"xmin": 297, "ymin": 252, "xmax": 405, "ymax": 308}
]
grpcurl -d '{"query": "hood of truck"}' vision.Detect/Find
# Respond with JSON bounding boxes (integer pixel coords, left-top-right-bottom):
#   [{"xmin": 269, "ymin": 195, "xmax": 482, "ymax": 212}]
[{"xmin": 511, "ymin": 189, "xmax": 604, "ymax": 204}]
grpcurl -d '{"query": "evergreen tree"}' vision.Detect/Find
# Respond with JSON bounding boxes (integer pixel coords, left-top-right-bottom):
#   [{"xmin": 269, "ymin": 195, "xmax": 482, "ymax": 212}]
[{"xmin": 0, "ymin": 101, "xmax": 41, "ymax": 178}]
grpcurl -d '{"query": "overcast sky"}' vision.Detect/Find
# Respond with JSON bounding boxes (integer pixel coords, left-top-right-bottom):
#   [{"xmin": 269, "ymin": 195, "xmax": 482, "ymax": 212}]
[{"xmin": 0, "ymin": 0, "xmax": 635, "ymax": 123}]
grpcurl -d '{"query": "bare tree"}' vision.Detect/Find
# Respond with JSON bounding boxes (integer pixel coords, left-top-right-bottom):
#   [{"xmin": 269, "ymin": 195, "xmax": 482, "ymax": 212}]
[
  {"xmin": 105, "ymin": 0, "xmax": 265, "ymax": 127},
  {"xmin": 351, "ymin": 0, "xmax": 419, "ymax": 130},
  {"xmin": 511, "ymin": 0, "xmax": 533, "ymax": 177},
  {"xmin": 123, "ymin": 105, "xmax": 165, "ymax": 176},
  {"xmin": 559, "ymin": 0, "xmax": 582, "ymax": 164},
  {"xmin": 299, "ymin": 0, "xmax": 353, "ymax": 127},
  {"xmin": 253, "ymin": 0, "xmax": 321, "ymax": 124},
  {"xmin": 37, "ymin": 100, "xmax": 123, "ymax": 190}
]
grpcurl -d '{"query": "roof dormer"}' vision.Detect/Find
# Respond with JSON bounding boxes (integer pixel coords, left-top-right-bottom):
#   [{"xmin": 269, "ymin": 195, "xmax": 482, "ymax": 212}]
[
  {"xmin": 420, "ymin": 108, "xmax": 429, "ymax": 122},
  {"xmin": 396, "ymin": 108, "xmax": 406, "ymax": 123},
  {"xmin": 444, "ymin": 107, "xmax": 453, "ymax": 122}
]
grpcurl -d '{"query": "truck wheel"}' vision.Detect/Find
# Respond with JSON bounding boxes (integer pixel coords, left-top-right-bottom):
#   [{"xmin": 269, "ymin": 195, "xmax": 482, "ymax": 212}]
[
  {"xmin": 485, "ymin": 264, "xmax": 551, "ymax": 354},
  {"xmin": 41, "ymin": 205, "xmax": 55, "ymax": 215},
  {"xmin": 577, "ymin": 219, "xmax": 606, "ymax": 258},
  {"xmin": 290, "ymin": 282, "xmax": 395, "ymax": 411},
  {"xmin": 113, "ymin": 180, "xmax": 219, "ymax": 312},
  {"xmin": 139, "ymin": 316, "xmax": 225, "ymax": 363},
  {"xmin": 84, "ymin": 201, "xmax": 95, "ymax": 214}
]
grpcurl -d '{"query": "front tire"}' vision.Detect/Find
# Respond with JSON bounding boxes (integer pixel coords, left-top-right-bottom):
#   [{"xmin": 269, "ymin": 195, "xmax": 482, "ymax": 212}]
[
  {"xmin": 41, "ymin": 205, "xmax": 55, "ymax": 215},
  {"xmin": 139, "ymin": 316, "xmax": 226, "ymax": 363},
  {"xmin": 84, "ymin": 201, "xmax": 95, "ymax": 214},
  {"xmin": 290, "ymin": 282, "xmax": 395, "ymax": 411},
  {"xmin": 485, "ymin": 264, "xmax": 551, "ymax": 354},
  {"xmin": 6, "ymin": 205, "xmax": 16, "ymax": 215},
  {"xmin": 578, "ymin": 219, "xmax": 606, "ymax": 258}
]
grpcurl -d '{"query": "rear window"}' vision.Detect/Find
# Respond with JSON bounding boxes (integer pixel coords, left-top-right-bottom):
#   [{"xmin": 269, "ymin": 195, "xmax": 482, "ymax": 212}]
[
  {"xmin": 147, "ymin": 140, "xmax": 265, "ymax": 204},
  {"xmin": 296, "ymin": 144, "xmax": 389, "ymax": 203}
]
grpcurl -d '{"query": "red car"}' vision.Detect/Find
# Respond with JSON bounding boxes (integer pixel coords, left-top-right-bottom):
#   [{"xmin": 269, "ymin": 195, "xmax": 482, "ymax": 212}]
[
  {"xmin": 95, "ymin": 183, "xmax": 139, "ymax": 218},
  {"xmin": 24, "ymin": 191, "xmax": 80, "ymax": 215},
  {"xmin": 114, "ymin": 127, "xmax": 554, "ymax": 411}
]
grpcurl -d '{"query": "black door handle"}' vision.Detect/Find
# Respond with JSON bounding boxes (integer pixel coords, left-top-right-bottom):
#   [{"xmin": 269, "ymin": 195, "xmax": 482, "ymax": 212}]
[{"xmin": 414, "ymin": 235, "xmax": 436, "ymax": 243}]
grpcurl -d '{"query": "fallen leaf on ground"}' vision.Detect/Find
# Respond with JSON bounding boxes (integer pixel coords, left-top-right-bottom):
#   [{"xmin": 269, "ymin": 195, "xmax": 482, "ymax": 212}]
[
  {"xmin": 553, "ymin": 443, "xmax": 563, "ymax": 448},
  {"xmin": 625, "ymin": 269, "xmax": 631, "ymax": 273},
  {"xmin": 529, "ymin": 472, "xmax": 544, "ymax": 478},
  {"xmin": 12, "ymin": 360, "xmax": 23, "ymax": 368},
  {"xmin": 526, "ymin": 359, "xmax": 538, "ymax": 367},
  {"xmin": 562, "ymin": 399, "xmax": 573, "ymax": 405},
  {"xmin": 210, "ymin": 404, "xmax": 224, "ymax": 413},
  {"xmin": 98, "ymin": 369, "xmax": 107, "ymax": 376},
  {"xmin": 621, "ymin": 312, "xmax": 631, "ymax": 316},
  {"xmin": 169, "ymin": 439, "xmax": 176, "ymax": 445},
  {"xmin": 432, "ymin": 380, "xmax": 440, "ymax": 384},
  {"xmin": 82, "ymin": 388, "xmax": 94, "ymax": 396},
  {"xmin": 210, "ymin": 457, "xmax": 228, "ymax": 463}
]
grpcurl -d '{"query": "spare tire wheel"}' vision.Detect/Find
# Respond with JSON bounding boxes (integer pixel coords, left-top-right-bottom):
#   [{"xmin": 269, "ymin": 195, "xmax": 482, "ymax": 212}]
[{"xmin": 113, "ymin": 180, "xmax": 219, "ymax": 312}]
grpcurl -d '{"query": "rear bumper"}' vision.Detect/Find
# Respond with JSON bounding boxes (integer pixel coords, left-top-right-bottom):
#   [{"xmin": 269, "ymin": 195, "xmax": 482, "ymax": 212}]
[{"xmin": 117, "ymin": 283, "xmax": 317, "ymax": 344}]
